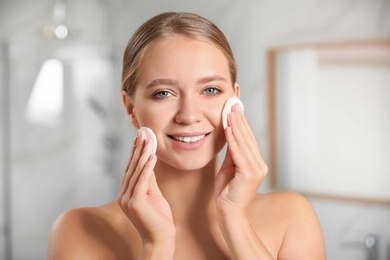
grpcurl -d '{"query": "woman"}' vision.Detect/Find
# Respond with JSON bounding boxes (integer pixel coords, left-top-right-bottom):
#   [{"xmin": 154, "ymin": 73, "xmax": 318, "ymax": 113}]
[{"xmin": 48, "ymin": 12, "xmax": 326, "ymax": 259}]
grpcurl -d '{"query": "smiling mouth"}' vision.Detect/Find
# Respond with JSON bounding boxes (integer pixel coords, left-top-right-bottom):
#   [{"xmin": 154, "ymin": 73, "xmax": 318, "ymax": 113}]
[{"xmin": 168, "ymin": 133, "xmax": 210, "ymax": 143}]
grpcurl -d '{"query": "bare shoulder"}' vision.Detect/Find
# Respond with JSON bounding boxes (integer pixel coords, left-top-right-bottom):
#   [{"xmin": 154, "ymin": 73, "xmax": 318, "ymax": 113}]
[
  {"xmin": 48, "ymin": 201, "xmax": 139, "ymax": 259},
  {"xmin": 252, "ymin": 191, "xmax": 317, "ymax": 215},
  {"xmin": 250, "ymin": 192, "xmax": 326, "ymax": 260},
  {"xmin": 48, "ymin": 203, "xmax": 112, "ymax": 259}
]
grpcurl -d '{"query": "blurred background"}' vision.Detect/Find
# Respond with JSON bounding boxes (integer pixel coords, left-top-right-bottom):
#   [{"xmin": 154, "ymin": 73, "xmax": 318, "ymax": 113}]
[{"xmin": 0, "ymin": 0, "xmax": 389, "ymax": 259}]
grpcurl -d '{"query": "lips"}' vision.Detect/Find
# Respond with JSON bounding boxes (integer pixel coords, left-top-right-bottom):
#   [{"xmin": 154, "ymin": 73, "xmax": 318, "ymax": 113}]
[
  {"xmin": 171, "ymin": 134, "xmax": 206, "ymax": 143},
  {"xmin": 168, "ymin": 133, "xmax": 210, "ymax": 144}
]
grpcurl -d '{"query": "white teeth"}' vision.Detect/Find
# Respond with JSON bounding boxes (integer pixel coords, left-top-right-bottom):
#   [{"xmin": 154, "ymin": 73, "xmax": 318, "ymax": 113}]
[{"xmin": 173, "ymin": 135, "xmax": 206, "ymax": 143}]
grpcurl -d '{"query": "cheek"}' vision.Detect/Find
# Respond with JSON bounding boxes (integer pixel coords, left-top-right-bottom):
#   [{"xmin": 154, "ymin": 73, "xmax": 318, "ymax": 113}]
[
  {"xmin": 206, "ymin": 102, "xmax": 226, "ymax": 143},
  {"xmin": 210, "ymin": 100, "xmax": 225, "ymax": 128},
  {"xmin": 136, "ymin": 109, "xmax": 163, "ymax": 127},
  {"xmin": 135, "ymin": 104, "xmax": 176, "ymax": 131},
  {"xmin": 213, "ymin": 109, "xmax": 224, "ymax": 129}
]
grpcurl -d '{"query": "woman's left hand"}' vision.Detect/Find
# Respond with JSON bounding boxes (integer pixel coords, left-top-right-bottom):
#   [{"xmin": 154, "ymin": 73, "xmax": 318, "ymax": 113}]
[{"xmin": 215, "ymin": 103, "xmax": 268, "ymax": 217}]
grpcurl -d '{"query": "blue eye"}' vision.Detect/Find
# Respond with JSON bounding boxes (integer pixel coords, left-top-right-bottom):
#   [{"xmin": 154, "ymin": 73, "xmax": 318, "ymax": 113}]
[
  {"xmin": 154, "ymin": 90, "xmax": 172, "ymax": 98},
  {"xmin": 204, "ymin": 87, "xmax": 221, "ymax": 95}
]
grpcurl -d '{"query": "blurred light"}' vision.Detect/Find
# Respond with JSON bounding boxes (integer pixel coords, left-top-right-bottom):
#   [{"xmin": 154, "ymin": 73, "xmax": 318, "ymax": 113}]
[
  {"xmin": 26, "ymin": 59, "xmax": 64, "ymax": 125},
  {"xmin": 43, "ymin": 25, "xmax": 55, "ymax": 39},
  {"xmin": 54, "ymin": 24, "xmax": 68, "ymax": 39}
]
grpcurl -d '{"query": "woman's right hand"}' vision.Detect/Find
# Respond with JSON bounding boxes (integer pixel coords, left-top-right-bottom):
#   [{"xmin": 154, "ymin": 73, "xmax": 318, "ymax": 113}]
[{"xmin": 117, "ymin": 130, "xmax": 175, "ymax": 256}]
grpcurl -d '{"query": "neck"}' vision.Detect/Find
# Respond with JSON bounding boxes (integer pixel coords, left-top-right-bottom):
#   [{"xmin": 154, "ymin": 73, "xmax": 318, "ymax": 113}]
[{"xmin": 154, "ymin": 157, "xmax": 219, "ymax": 224}]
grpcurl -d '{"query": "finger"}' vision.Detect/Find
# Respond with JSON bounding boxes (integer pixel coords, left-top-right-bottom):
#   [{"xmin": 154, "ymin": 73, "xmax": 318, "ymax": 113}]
[
  {"xmin": 226, "ymin": 126, "xmax": 266, "ymax": 188},
  {"xmin": 132, "ymin": 154, "xmax": 158, "ymax": 198},
  {"xmin": 234, "ymin": 104, "xmax": 257, "ymax": 145},
  {"xmin": 118, "ymin": 131, "xmax": 145, "ymax": 200},
  {"xmin": 125, "ymin": 136, "xmax": 139, "ymax": 173},
  {"xmin": 230, "ymin": 105, "xmax": 256, "ymax": 151},
  {"xmin": 215, "ymin": 148, "xmax": 235, "ymax": 197},
  {"xmin": 227, "ymin": 113, "xmax": 266, "ymax": 175},
  {"xmin": 224, "ymin": 125, "xmax": 243, "ymax": 165},
  {"xmin": 220, "ymin": 141, "xmax": 234, "ymax": 170},
  {"xmin": 121, "ymin": 137, "xmax": 138, "ymax": 185},
  {"xmin": 229, "ymin": 106, "xmax": 262, "ymax": 160},
  {"xmin": 118, "ymin": 136, "xmax": 139, "ymax": 201},
  {"xmin": 147, "ymin": 161, "xmax": 161, "ymax": 194},
  {"xmin": 227, "ymin": 112, "xmax": 251, "ymax": 157},
  {"xmin": 127, "ymin": 130, "xmax": 146, "ymax": 177},
  {"xmin": 127, "ymin": 130, "xmax": 155, "ymax": 197},
  {"xmin": 234, "ymin": 109, "xmax": 267, "ymax": 170}
]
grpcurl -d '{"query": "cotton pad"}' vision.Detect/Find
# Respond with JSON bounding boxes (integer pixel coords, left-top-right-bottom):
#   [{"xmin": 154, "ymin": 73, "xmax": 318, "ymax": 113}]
[
  {"xmin": 139, "ymin": 126, "xmax": 157, "ymax": 154},
  {"xmin": 222, "ymin": 97, "xmax": 244, "ymax": 129}
]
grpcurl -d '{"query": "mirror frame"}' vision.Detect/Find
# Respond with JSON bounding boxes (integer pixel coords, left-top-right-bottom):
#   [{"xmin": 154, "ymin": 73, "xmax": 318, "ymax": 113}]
[{"xmin": 267, "ymin": 39, "xmax": 390, "ymax": 205}]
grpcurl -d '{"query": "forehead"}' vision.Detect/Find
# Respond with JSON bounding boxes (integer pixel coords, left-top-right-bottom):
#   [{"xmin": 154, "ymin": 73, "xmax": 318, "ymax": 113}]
[{"xmin": 137, "ymin": 34, "xmax": 231, "ymax": 83}]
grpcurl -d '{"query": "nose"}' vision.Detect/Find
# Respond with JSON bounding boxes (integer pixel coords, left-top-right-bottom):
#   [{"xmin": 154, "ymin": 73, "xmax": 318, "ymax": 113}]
[{"xmin": 175, "ymin": 96, "xmax": 202, "ymax": 125}]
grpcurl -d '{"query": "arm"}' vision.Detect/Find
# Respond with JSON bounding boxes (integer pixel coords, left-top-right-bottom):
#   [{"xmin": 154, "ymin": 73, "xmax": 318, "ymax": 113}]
[
  {"xmin": 215, "ymin": 103, "xmax": 274, "ymax": 259},
  {"xmin": 48, "ymin": 130, "xmax": 175, "ymax": 260},
  {"xmin": 117, "ymin": 130, "xmax": 175, "ymax": 259},
  {"xmin": 215, "ymin": 104, "xmax": 325, "ymax": 259}
]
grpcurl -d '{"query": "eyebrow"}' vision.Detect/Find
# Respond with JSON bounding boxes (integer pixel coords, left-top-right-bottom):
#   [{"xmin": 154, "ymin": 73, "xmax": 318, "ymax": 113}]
[
  {"xmin": 145, "ymin": 75, "xmax": 227, "ymax": 89},
  {"xmin": 145, "ymin": 78, "xmax": 178, "ymax": 89},
  {"xmin": 196, "ymin": 75, "xmax": 227, "ymax": 85}
]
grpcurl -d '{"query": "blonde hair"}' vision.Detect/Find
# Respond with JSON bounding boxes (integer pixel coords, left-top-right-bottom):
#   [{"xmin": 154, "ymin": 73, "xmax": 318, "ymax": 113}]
[{"xmin": 121, "ymin": 12, "xmax": 237, "ymax": 97}]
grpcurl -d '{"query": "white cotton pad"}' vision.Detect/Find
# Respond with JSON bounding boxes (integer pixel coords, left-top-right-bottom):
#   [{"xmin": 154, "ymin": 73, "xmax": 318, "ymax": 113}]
[
  {"xmin": 139, "ymin": 126, "xmax": 157, "ymax": 154},
  {"xmin": 222, "ymin": 97, "xmax": 244, "ymax": 129}
]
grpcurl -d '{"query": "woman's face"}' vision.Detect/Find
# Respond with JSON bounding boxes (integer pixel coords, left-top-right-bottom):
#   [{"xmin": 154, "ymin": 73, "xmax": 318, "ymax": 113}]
[{"xmin": 125, "ymin": 34, "xmax": 239, "ymax": 171}]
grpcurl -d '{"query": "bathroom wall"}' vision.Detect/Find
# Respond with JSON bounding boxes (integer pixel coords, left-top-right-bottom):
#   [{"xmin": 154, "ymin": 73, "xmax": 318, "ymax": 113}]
[
  {"xmin": 0, "ymin": 0, "xmax": 389, "ymax": 259},
  {"xmin": 0, "ymin": 40, "xmax": 10, "ymax": 260}
]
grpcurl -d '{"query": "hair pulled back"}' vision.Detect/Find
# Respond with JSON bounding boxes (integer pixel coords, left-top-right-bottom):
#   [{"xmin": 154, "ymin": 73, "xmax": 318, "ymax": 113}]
[{"xmin": 121, "ymin": 12, "xmax": 237, "ymax": 98}]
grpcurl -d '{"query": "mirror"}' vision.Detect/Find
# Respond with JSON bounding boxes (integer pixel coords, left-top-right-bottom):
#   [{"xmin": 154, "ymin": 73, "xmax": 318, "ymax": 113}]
[{"xmin": 267, "ymin": 40, "xmax": 390, "ymax": 204}]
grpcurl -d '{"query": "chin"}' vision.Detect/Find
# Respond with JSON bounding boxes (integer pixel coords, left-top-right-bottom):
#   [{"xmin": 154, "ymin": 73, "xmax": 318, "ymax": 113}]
[
  {"xmin": 157, "ymin": 152, "xmax": 218, "ymax": 172},
  {"xmin": 174, "ymin": 160, "xmax": 212, "ymax": 172}
]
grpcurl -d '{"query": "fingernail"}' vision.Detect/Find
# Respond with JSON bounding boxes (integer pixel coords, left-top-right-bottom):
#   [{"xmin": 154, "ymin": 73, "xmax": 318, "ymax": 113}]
[{"xmin": 237, "ymin": 105, "xmax": 244, "ymax": 114}]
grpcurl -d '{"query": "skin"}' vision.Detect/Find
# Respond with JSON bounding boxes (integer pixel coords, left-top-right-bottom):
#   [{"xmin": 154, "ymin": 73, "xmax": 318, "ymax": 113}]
[{"xmin": 48, "ymin": 34, "xmax": 326, "ymax": 259}]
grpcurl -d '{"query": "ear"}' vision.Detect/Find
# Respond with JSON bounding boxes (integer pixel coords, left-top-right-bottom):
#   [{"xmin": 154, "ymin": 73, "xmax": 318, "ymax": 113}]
[
  {"xmin": 122, "ymin": 91, "xmax": 140, "ymax": 129},
  {"xmin": 234, "ymin": 83, "xmax": 241, "ymax": 98}
]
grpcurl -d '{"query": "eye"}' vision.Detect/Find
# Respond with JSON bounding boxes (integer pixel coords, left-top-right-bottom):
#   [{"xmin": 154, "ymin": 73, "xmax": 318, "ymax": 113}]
[
  {"xmin": 204, "ymin": 87, "xmax": 221, "ymax": 95},
  {"xmin": 153, "ymin": 90, "xmax": 172, "ymax": 98}
]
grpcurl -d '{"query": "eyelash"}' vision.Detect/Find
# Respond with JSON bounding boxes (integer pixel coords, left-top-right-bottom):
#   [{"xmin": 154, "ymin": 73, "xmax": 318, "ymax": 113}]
[
  {"xmin": 204, "ymin": 86, "xmax": 222, "ymax": 95},
  {"xmin": 152, "ymin": 86, "xmax": 222, "ymax": 99},
  {"xmin": 153, "ymin": 90, "xmax": 173, "ymax": 99}
]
